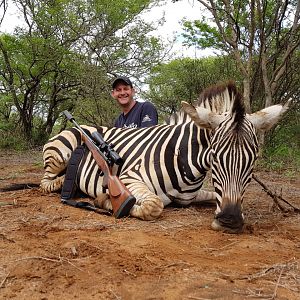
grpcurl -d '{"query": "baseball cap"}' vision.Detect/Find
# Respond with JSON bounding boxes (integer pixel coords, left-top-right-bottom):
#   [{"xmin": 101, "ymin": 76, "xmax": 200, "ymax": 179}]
[{"xmin": 112, "ymin": 76, "xmax": 133, "ymax": 89}]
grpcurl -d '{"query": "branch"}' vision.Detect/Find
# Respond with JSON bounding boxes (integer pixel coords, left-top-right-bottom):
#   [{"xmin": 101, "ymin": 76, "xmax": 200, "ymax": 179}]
[
  {"xmin": 0, "ymin": 0, "xmax": 7, "ymax": 25},
  {"xmin": 0, "ymin": 38, "xmax": 22, "ymax": 112},
  {"xmin": 252, "ymin": 174, "xmax": 300, "ymax": 213},
  {"xmin": 270, "ymin": 1, "xmax": 300, "ymax": 93},
  {"xmin": 196, "ymin": 0, "xmax": 248, "ymax": 77}
]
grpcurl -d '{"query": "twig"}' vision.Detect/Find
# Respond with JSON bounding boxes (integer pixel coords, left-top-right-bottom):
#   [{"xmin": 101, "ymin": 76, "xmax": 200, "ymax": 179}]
[
  {"xmin": 0, "ymin": 233, "xmax": 15, "ymax": 243},
  {"xmin": 252, "ymin": 174, "xmax": 300, "ymax": 213},
  {"xmin": 0, "ymin": 272, "xmax": 10, "ymax": 288},
  {"xmin": 109, "ymin": 289, "xmax": 121, "ymax": 300},
  {"xmin": 156, "ymin": 261, "xmax": 192, "ymax": 269},
  {"xmin": 144, "ymin": 255, "xmax": 156, "ymax": 264},
  {"xmin": 14, "ymin": 255, "xmax": 84, "ymax": 272},
  {"xmin": 15, "ymin": 256, "xmax": 61, "ymax": 263},
  {"xmin": 231, "ymin": 259, "xmax": 298, "ymax": 282},
  {"xmin": 59, "ymin": 255, "xmax": 84, "ymax": 272},
  {"xmin": 123, "ymin": 269, "xmax": 137, "ymax": 277},
  {"xmin": 271, "ymin": 267, "xmax": 284, "ymax": 299},
  {"xmin": 233, "ymin": 287, "xmax": 272, "ymax": 298},
  {"xmin": 187, "ymin": 297, "xmax": 212, "ymax": 300},
  {"xmin": 0, "ymin": 201, "xmax": 15, "ymax": 207}
]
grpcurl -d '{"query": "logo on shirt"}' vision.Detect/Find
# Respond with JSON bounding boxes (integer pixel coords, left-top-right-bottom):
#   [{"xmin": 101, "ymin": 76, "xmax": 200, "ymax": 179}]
[
  {"xmin": 142, "ymin": 114, "xmax": 152, "ymax": 123},
  {"xmin": 123, "ymin": 123, "xmax": 137, "ymax": 128}
]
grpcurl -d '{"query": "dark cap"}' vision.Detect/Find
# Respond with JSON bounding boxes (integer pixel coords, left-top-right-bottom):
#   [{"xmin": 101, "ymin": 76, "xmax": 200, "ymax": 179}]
[{"xmin": 112, "ymin": 76, "xmax": 133, "ymax": 89}]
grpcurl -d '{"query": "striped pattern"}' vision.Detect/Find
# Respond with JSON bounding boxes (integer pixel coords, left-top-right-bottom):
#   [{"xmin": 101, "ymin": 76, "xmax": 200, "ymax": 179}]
[{"xmin": 41, "ymin": 82, "xmax": 286, "ymax": 232}]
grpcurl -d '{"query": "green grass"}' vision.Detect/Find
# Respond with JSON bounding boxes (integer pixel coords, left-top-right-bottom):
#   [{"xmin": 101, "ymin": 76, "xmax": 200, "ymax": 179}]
[{"xmin": 257, "ymin": 144, "xmax": 300, "ymax": 177}]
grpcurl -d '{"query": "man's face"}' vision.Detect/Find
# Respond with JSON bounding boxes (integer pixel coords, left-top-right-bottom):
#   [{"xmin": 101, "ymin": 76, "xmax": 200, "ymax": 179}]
[{"xmin": 111, "ymin": 82, "xmax": 135, "ymax": 107}]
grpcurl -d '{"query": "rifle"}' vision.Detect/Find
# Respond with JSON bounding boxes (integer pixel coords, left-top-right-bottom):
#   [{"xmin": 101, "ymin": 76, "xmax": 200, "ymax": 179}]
[{"xmin": 63, "ymin": 110, "xmax": 136, "ymax": 218}]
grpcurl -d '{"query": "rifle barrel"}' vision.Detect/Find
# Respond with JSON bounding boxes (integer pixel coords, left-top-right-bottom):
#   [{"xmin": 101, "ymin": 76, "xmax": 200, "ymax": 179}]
[{"xmin": 63, "ymin": 110, "xmax": 74, "ymax": 121}]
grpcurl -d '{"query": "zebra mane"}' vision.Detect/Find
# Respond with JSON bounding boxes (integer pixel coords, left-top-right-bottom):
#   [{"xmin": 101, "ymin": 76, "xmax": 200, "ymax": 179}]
[
  {"xmin": 164, "ymin": 109, "xmax": 190, "ymax": 125},
  {"xmin": 165, "ymin": 81, "xmax": 245, "ymax": 126}
]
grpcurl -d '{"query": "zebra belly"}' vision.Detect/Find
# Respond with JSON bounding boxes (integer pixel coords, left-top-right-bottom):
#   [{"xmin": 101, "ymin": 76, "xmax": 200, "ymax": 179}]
[{"xmin": 75, "ymin": 152, "xmax": 204, "ymax": 208}]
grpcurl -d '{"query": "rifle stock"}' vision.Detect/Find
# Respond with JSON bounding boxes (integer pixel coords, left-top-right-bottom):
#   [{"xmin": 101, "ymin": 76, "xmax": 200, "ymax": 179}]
[
  {"xmin": 63, "ymin": 111, "xmax": 136, "ymax": 218},
  {"xmin": 82, "ymin": 135, "xmax": 136, "ymax": 218}
]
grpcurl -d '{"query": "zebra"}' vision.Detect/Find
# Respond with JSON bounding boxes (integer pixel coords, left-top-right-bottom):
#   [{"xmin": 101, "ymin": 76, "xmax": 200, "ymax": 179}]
[{"xmin": 41, "ymin": 82, "xmax": 290, "ymax": 233}]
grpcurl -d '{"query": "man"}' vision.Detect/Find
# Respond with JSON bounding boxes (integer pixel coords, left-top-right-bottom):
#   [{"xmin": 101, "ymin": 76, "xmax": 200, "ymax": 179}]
[{"xmin": 111, "ymin": 76, "xmax": 158, "ymax": 128}]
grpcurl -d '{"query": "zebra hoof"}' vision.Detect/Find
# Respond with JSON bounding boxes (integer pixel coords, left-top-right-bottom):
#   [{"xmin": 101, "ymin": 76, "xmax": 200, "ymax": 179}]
[{"xmin": 211, "ymin": 219, "xmax": 244, "ymax": 234}]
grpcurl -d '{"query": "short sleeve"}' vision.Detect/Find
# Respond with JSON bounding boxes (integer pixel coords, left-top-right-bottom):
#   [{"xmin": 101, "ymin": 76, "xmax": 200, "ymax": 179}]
[
  {"xmin": 114, "ymin": 114, "xmax": 123, "ymax": 128},
  {"xmin": 140, "ymin": 102, "xmax": 158, "ymax": 127}
]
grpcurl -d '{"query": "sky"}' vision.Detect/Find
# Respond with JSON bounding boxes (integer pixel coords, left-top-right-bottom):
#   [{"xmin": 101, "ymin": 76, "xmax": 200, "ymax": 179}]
[
  {"xmin": 0, "ymin": 0, "xmax": 214, "ymax": 59},
  {"xmin": 143, "ymin": 0, "xmax": 214, "ymax": 59}
]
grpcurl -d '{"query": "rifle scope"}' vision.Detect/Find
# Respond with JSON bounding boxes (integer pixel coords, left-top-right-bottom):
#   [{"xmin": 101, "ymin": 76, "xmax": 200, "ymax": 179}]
[
  {"xmin": 63, "ymin": 110, "xmax": 123, "ymax": 166},
  {"xmin": 92, "ymin": 132, "xmax": 123, "ymax": 166}
]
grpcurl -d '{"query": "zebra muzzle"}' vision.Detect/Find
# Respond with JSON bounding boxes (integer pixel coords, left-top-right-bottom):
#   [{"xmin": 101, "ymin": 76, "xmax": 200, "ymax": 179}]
[{"xmin": 211, "ymin": 204, "xmax": 244, "ymax": 233}]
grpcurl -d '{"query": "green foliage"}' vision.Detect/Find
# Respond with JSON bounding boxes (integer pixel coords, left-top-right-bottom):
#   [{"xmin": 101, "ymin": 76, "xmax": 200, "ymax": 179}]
[
  {"xmin": 259, "ymin": 106, "xmax": 300, "ymax": 173},
  {"xmin": 182, "ymin": 19, "xmax": 224, "ymax": 50},
  {"xmin": 180, "ymin": 0, "xmax": 300, "ymax": 114},
  {"xmin": 145, "ymin": 55, "xmax": 242, "ymax": 119},
  {"xmin": 0, "ymin": 0, "xmax": 168, "ymax": 147},
  {"xmin": 0, "ymin": 119, "xmax": 29, "ymax": 150}
]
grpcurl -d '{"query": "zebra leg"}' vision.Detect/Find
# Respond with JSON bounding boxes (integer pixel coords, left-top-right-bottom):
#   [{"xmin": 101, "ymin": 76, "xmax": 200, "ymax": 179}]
[
  {"xmin": 41, "ymin": 143, "xmax": 85, "ymax": 193},
  {"xmin": 193, "ymin": 190, "xmax": 217, "ymax": 205},
  {"xmin": 172, "ymin": 190, "xmax": 216, "ymax": 207},
  {"xmin": 40, "ymin": 144, "xmax": 71, "ymax": 193},
  {"xmin": 40, "ymin": 153, "xmax": 68, "ymax": 193},
  {"xmin": 94, "ymin": 193, "xmax": 112, "ymax": 211},
  {"xmin": 40, "ymin": 174, "xmax": 65, "ymax": 193},
  {"xmin": 125, "ymin": 181, "xmax": 164, "ymax": 221}
]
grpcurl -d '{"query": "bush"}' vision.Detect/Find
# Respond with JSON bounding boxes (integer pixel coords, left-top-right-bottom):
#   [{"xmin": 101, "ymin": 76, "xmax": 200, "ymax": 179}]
[
  {"xmin": 259, "ymin": 112, "xmax": 300, "ymax": 174},
  {"xmin": 0, "ymin": 119, "xmax": 33, "ymax": 150},
  {"xmin": 0, "ymin": 131, "xmax": 29, "ymax": 150}
]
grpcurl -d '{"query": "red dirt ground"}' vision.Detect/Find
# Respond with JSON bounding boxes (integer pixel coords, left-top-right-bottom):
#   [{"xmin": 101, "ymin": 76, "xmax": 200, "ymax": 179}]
[{"xmin": 0, "ymin": 150, "xmax": 299, "ymax": 300}]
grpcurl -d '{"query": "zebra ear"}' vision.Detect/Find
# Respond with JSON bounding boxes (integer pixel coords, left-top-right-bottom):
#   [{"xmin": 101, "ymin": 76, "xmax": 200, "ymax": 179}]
[
  {"xmin": 247, "ymin": 100, "xmax": 291, "ymax": 131},
  {"xmin": 181, "ymin": 101, "xmax": 224, "ymax": 129}
]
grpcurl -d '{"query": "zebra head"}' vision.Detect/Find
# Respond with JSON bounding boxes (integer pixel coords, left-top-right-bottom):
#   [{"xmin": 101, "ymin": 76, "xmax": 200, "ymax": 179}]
[{"xmin": 182, "ymin": 83, "xmax": 290, "ymax": 233}]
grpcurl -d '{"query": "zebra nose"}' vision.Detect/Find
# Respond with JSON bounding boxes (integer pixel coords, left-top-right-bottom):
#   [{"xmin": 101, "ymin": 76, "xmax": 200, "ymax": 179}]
[{"xmin": 211, "ymin": 203, "xmax": 244, "ymax": 233}]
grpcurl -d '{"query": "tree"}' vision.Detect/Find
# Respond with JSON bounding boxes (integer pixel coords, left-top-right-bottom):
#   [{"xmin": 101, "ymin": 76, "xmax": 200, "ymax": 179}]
[
  {"xmin": 0, "ymin": 31, "xmax": 82, "ymax": 142},
  {"xmin": 0, "ymin": 0, "xmax": 169, "ymax": 145},
  {"xmin": 180, "ymin": 0, "xmax": 300, "ymax": 112},
  {"xmin": 0, "ymin": 0, "xmax": 7, "ymax": 25},
  {"xmin": 145, "ymin": 55, "xmax": 240, "ymax": 120}
]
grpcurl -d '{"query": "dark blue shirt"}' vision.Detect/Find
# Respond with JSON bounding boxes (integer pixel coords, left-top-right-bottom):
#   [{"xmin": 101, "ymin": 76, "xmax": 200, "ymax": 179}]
[{"xmin": 114, "ymin": 101, "xmax": 158, "ymax": 128}]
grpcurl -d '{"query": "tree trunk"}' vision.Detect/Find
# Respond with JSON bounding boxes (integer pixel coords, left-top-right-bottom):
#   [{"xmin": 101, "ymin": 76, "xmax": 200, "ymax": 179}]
[{"xmin": 243, "ymin": 78, "xmax": 251, "ymax": 113}]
